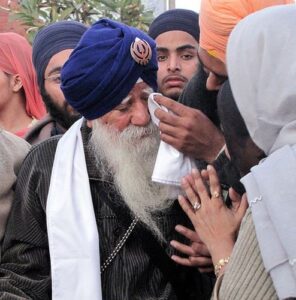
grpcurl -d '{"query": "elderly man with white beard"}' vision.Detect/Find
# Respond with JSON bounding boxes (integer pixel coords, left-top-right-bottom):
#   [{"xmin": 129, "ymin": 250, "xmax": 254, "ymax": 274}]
[{"xmin": 0, "ymin": 19, "xmax": 214, "ymax": 300}]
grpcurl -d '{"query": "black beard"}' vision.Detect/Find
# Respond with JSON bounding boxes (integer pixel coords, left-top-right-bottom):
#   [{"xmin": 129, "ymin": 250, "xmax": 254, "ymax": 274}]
[
  {"xmin": 178, "ymin": 64, "xmax": 220, "ymax": 127},
  {"xmin": 40, "ymin": 87, "xmax": 80, "ymax": 130},
  {"xmin": 165, "ymin": 91, "xmax": 181, "ymax": 101}
]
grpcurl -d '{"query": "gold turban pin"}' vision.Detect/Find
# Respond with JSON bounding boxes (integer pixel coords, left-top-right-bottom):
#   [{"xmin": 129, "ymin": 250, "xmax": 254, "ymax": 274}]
[{"xmin": 130, "ymin": 37, "xmax": 152, "ymax": 66}]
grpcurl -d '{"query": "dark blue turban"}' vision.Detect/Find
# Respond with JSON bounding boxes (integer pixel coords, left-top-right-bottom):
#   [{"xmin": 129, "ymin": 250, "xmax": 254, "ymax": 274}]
[
  {"xmin": 148, "ymin": 9, "xmax": 199, "ymax": 42},
  {"xmin": 61, "ymin": 19, "xmax": 158, "ymax": 120},
  {"xmin": 32, "ymin": 21, "xmax": 87, "ymax": 91}
]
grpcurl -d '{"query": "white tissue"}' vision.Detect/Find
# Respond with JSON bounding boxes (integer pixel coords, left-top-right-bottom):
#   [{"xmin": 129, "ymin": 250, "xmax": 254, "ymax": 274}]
[{"xmin": 148, "ymin": 93, "xmax": 196, "ymax": 187}]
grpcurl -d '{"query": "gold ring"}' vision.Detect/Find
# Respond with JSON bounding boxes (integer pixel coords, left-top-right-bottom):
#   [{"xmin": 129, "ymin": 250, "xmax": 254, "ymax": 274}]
[
  {"xmin": 213, "ymin": 191, "xmax": 220, "ymax": 198},
  {"xmin": 193, "ymin": 201, "xmax": 201, "ymax": 211}
]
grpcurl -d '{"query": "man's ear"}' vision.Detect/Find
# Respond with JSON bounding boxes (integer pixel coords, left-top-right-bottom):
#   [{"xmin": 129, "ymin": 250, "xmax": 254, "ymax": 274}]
[
  {"xmin": 86, "ymin": 120, "xmax": 93, "ymax": 128},
  {"xmin": 11, "ymin": 74, "xmax": 23, "ymax": 92}
]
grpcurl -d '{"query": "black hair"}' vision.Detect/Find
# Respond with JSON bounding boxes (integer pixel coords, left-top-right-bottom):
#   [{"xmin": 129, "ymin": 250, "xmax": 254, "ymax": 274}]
[
  {"xmin": 217, "ymin": 80, "xmax": 250, "ymax": 144},
  {"xmin": 216, "ymin": 80, "xmax": 250, "ymax": 195},
  {"xmin": 178, "ymin": 64, "xmax": 220, "ymax": 127},
  {"xmin": 217, "ymin": 80, "xmax": 266, "ymax": 179},
  {"xmin": 40, "ymin": 85, "xmax": 80, "ymax": 130}
]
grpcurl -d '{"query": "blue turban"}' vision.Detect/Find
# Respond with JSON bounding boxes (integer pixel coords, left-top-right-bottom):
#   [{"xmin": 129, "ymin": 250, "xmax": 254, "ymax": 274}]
[
  {"xmin": 61, "ymin": 19, "xmax": 158, "ymax": 120},
  {"xmin": 149, "ymin": 9, "xmax": 199, "ymax": 42},
  {"xmin": 32, "ymin": 21, "xmax": 87, "ymax": 91}
]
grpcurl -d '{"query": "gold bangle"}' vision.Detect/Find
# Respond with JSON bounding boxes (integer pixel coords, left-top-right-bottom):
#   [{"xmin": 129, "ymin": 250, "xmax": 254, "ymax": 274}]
[{"xmin": 214, "ymin": 256, "xmax": 230, "ymax": 277}]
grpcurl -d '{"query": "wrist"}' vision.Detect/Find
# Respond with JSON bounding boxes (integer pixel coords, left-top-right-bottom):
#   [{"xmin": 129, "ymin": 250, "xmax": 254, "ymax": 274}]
[
  {"xmin": 208, "ymin": 238, "xmax": 234, "ymax": 266},
  {"xmin": 214, "ymin": 257, "xmax": 230, "ymax": 277},
  {"xmin": 205, "ymin": 132, "xmax": 225, "ymax": 163}
]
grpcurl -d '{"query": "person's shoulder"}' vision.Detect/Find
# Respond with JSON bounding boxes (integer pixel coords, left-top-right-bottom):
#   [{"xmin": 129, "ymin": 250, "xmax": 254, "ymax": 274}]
[
  {"xmin": 30, "ymin": 134, "xmax": 61, "ymax": 155},
  {"xmin": 0, "ymin": 129, "xmax": 31, "ymax": 165},
  {"xmin": 24, "ymin": 115, "xmax": 56, "ymax": 144},
  {"xmin": 24, "ymin": 135, "xmax": 62, "ymax": 169},
  {"xmin": 0, "ymin": 129, "xmax": 30, "ymax": 151},
  {"xmin": 0, "ymin": 129, "xmax": 30, "ymax": 177}
]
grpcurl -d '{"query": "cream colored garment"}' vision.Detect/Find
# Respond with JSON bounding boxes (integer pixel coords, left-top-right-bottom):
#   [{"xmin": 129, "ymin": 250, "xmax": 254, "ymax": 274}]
[
  {"xmin": 227, "ymin": 5, "xmax": 296, "ymax": 299},
  {"xmin": 213, "ymin": 209, "xmax": 277, "ymax": 300},
  {"xmin": 0, "ymin": 129, "xmax": 30, "ymax": 241}
]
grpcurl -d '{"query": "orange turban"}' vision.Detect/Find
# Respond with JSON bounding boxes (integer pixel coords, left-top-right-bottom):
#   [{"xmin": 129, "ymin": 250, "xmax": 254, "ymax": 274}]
[
  {"xmin": 199, "ymin": 0, "xmax": 294, "ymax": 63},
  {"xmin": 0, "ymin": 33, "xmax": 45, "ymax": 119}
]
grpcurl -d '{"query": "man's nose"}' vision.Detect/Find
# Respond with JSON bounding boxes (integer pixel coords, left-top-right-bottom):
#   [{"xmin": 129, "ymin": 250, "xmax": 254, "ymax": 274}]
[
  {"xmin": 131, "ymin": 102, "xmax": 150, "ymax": 126},
  {"xmin": 167, "ymin": 55, "xmax": 181, "ymax": 72},
  {"xmin": 206, "ymin": 72, "xmax": 225, "ymax": 91}
]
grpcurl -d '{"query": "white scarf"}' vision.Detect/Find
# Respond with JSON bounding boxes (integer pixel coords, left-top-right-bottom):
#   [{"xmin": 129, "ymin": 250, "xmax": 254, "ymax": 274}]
[
  {"xmin": 227, "ymin": 5, "xmax": 296, "ymax": 298},
  {"xmin": 46, "ymin": 118, "xmax": 102, "ymax": 300}
]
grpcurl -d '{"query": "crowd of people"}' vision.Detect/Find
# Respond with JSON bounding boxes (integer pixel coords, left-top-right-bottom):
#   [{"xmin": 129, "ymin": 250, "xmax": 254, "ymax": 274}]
[{"xmin": 0, "ymin": 0, "xmax": 295, "ymax": 299}]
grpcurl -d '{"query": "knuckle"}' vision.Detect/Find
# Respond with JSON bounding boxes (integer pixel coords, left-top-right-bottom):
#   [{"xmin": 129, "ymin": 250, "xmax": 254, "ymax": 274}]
[
  {"xmin": 182, "ymin": 119, "xmax": 193, "ymax": 131},
  {"xmin": 191, "ymin": 243, "xmax": 201, "ymax": 253},
  {"xmin": 154, "ymin": 108, "xmax": 162, "ymax": 118},
  {"xmin": 173, "ymin": 142, "xmax": 183, "ymax": 151},
  {"xmin": 188, "ymin": 256, "xmax": 199, "ymax": 264},
  {"xmin": 192, "ymin": 109, "xmax": 202, "ymax": 119},
  {"xmin": 158, "ymin": 123, "xmax": 165, "ymax": 132}
]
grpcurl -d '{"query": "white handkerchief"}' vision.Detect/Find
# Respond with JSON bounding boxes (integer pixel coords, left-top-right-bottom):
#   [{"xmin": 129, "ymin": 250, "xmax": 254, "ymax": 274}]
[{"xmin": 148, "ymin": 93, "xmax": 196, "ymax": 186}]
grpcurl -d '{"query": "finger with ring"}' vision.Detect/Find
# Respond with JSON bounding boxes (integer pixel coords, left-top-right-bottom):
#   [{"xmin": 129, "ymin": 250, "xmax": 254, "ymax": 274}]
[
  {"xmin": 213, "ymin": 191, "xmax": 220, "ymax": 198},
  {"xmin": 193, "ymin": 201, "xmax": 201, "ymax": 211}
]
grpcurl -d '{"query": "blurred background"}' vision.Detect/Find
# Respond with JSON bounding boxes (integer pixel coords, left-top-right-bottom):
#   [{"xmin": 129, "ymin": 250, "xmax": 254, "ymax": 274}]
[
  {"xmin": 0, "ymin": 0, "xmax": 200, "ymax": 42},
  {"xmin": 176, "ymin": 0, "xmax": 199, "ymax": 11}
]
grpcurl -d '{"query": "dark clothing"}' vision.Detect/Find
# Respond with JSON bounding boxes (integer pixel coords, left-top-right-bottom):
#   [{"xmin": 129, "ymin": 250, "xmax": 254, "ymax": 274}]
[
  {"xmin": 24, "ymin": 114, "xmax": 66, "ymax": 145},
  {"xmin": 214, "ymin": 151, "xmax": 246, "ymax": 197},
  {"xmin": 0, "ymin": 124, "xmax": 214, "ymax": 299}
]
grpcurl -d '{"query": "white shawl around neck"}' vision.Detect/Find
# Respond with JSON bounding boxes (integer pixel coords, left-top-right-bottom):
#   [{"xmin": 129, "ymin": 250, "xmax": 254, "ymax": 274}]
[{"xmin": 46, "ymin": 118, "xmax": 102, "ymax": 300}]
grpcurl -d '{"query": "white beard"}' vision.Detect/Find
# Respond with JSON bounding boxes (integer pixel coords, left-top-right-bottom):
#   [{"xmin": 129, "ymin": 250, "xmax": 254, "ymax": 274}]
[{"xmin": 89, "ymin": 120, "xmax": 176, "ymax": 239}]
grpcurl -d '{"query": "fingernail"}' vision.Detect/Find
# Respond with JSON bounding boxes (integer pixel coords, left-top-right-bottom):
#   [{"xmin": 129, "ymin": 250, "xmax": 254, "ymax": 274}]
[
  {"xmin": 170, "ymin": 240, "xmax": 177, "ymax": 247},
  {"xmin": 181, "ymin": 178, "xmax": 187, "ymax": 185},
  {"xmin": 175, "ymin": 225, "xmax": 183, "ymax": 232},
  {"xmin": 192, "ymin": 168, "xmax": 199, "ymax": 176}
]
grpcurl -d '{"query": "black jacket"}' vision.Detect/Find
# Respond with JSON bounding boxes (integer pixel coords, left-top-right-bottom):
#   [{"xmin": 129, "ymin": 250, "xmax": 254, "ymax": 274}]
[{"xmin": 0, "ymin": 124, "xmax": 214, "ymax": 300}]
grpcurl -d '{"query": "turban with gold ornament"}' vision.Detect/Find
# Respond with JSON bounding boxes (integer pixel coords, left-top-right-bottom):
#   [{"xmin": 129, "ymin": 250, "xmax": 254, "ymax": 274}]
[{"xmin": 61, "ymin": 19, "xmax": 158, "ymax": 120}]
